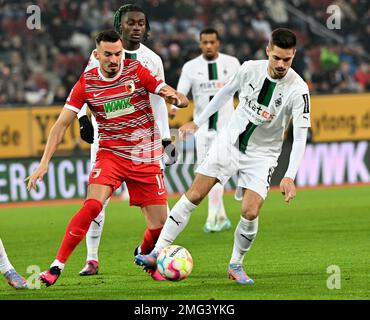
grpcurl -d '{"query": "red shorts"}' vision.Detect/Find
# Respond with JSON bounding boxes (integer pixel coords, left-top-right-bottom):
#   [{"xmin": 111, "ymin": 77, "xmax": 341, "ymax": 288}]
[{"xmin": 88, "ymin": 150, "xmax": 167, "ymax": 207}]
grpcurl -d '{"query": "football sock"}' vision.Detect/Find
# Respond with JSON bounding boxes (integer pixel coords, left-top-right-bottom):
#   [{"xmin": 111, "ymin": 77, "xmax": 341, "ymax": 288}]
[
  {"xmin": 85, "ymin": 199, "xmax": 108, "ymax": 262},
  {"xmin": 153, "ymin": 194, "xmax": 197, "ymax": 253},
  {"xmin": 85, "ymin": 209, "xmax": 105, "ymax": 262},
  {"xmin": 207, "ymin": 183, "xmax": 227, "ymax": 223},
  {"xmin": 55, "ymin": 199, "xmax": 103, "ymax": 264},
  {"xmin": 140, "ymin": 227, "xmax": 163, "ymax": 254},
  {"xmin": 0, "ymin": 239, "xmax": 14, "ymax": 274},
  {"xmin": 230, "ymin": 216, "xmax": 259, "ymax": 265}
]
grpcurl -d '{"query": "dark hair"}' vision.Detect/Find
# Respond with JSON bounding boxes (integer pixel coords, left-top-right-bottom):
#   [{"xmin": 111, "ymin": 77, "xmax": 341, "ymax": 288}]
[
  {"xmin": 95, "ymin": 29, "xmax": 121, "ymax": 45},
  {"xmin": 269, "ymin": 28, "xmax": 296, "ymax": 49},
  {"xmin": 113, "ymin": 4, "xmax": 150, "ymax": 41},
  {"xmin": 200, "ymin": 27, "xmax": 220, "ymax": 40}
]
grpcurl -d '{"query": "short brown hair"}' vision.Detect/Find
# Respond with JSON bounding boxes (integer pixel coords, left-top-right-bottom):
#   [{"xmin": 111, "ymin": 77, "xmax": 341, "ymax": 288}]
[
  {"xmin": 95, "ymin": 30, "xmax": 121, "ymax": 45},
  {"xmin": 269, "ymin": 28, "xmax": 296, "ymax": 49}
]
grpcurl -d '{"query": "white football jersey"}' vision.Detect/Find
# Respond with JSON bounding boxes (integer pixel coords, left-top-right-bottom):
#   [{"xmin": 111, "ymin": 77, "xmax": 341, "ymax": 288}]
[
  {"xmin": 177, "ymin": 53, "xmax": 240, "ymax": 133},
  {"xmin": 226, "ymin": 60, "xmax": 311, "ymax": 159}
]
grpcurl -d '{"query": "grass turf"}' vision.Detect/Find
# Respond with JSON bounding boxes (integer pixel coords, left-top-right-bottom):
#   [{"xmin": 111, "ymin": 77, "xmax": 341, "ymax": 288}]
[{"xmin": 0, "ymin": 185, "xmax": 369, "ymax": 300}]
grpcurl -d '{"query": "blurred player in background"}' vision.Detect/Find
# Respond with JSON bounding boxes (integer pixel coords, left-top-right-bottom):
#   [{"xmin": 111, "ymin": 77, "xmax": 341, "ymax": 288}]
[
  {"xmin": 0, "ymin": 238, "xmax": 28, "ymax": 289},
  {"xmin": 135, "ymin": 28, "xmax": 311, "ymax": 285},
  {"xmin": 26, "ymin": 30, "xmax": 188, "ymax": 287},
  {"xmin": 170, "ymin": 28, "xmax": 240, "ymax": 233},
  {"xmin": 77, "ymin": 4, "xmax": 177, "ymax": 276}
]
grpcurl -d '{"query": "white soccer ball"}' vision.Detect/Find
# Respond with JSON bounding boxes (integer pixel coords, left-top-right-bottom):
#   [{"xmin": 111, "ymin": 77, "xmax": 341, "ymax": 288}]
[{"xmin": 156, "ymin": 245, "xmax": 193, "ymax": 281}]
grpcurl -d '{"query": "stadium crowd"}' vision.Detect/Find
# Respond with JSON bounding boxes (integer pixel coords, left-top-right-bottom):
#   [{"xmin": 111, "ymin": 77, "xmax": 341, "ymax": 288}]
[{"xmin": 0, "ymin": 0, "xmax": 369, "ymax": 106}]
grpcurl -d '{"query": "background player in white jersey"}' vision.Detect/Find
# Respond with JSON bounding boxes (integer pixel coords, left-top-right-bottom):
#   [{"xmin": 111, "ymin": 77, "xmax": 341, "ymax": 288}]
[
  {"xmin": 77, "ymin": 4, "xmax": 176, "ymax": 276},
  {"xmin": 170, "ymin": 28, "xmax": 240, "ymax": 233},
  {"xmin": 135, "ymin": 28, "xmax": 311, "ymax": 285},
  {"xmin": 0, "ymin": 238, "xmax": 28, "ymax": 289}
]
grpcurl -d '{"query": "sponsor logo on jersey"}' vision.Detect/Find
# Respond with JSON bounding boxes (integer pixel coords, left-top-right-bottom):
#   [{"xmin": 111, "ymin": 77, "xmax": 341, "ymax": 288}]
[
  {"xmin": 242, "ymin": 97, "xmax": 275, "ymax": 123},
  {"xmin": 103, "ymin": 97, "xmax": 135, "ymax": 119},
  {"xmin": 199, "ymin": 81, "xmax": 225, "ymax": 92}
]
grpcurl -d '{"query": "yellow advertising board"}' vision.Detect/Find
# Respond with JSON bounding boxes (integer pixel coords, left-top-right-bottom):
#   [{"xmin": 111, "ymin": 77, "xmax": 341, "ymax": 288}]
[
  {"xmin": 0, "ymin": 108, "xmax": 32, "ymax": 158},
  {"xmin": 310, "ymin": 94, "xmax": 370, "ymax": 142},
  {"xmin": 0, "ymin": 106, "xmax": 90, "ymax": 159},
  {"xmin": 30, "ymin": 106, "xmax": 90, "ymax": 156},
  {"xmin": 1, "ymin": 94, "xmax": 369, "ymax": 159}
]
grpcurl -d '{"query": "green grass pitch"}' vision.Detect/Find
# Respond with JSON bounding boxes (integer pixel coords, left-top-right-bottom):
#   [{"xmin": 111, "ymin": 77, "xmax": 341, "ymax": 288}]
[{"xmin": 0, "ymin": 185, "xmax": 369, "ymax": 300}]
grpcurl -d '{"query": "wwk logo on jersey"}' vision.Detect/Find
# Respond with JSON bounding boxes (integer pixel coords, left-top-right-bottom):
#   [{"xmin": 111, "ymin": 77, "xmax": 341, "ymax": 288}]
[{"xmin": 103, "ymin": 97, "xmax": 135, "ymax": 119}]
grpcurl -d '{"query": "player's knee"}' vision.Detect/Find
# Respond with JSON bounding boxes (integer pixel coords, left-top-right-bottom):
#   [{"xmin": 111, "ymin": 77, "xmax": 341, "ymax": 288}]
[
  {"xmin": 83, "ymin": 198, "xmax": 103, "ymax": 220},
  {"xmin": 185, "ymin": 188, "xmax": 205, "ymax": 205},
  {"xmin": 241, "ymin": 204, "xmax": 259, "ymax": 221}
]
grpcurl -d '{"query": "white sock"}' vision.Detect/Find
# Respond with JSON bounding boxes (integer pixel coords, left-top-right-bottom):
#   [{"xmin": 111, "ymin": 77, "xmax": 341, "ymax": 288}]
[
  {"xmin": 230, "ymin": 216, "xmax": 259, "ymax": 265},
  {"xmin": 207, "ymin": 183, "xmax": 225, "ymax": 224},
  {"xmin": 153, "ymin": 194, "xmax": 197, "ymax": 253},
  {"xmin": 85, "ymin": 208, "xmax": 105, "ymax": 262},
  {"xmin": 0, "ymin": 239, "xmax": 14, "ymax": 274},
  {"xmin": 50, "ymin": 259, "xmax": 65, "ymax": 271}
]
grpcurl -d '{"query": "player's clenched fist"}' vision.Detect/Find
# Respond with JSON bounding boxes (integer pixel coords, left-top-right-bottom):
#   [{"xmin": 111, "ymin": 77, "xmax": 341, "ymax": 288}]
[{"xmin": 159, "ymin": 85, "xmax": 189, "ymax": 108}]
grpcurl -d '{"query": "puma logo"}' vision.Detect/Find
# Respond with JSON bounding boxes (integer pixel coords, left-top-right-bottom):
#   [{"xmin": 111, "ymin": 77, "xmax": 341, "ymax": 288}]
[{"xmin": 169, "ymin": 215, "xmax": 181, "ymax": 226}]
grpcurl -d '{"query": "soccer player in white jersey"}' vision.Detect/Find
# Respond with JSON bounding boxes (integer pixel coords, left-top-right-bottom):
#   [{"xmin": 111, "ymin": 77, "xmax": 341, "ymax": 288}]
[
  {"xmin": 0, "ymin": 238, "xmax": 28, "ymax": 289},
  {"xmin": 171, "ymin": 28, "xmax": 240, "ymax": 233},
  {"xmin": 135, "ymin": 28, "xmax": 311, "ymax": 284},
  {"xmin": 77, "ymin": 5, "xmax": 176, "ymax": 277}
]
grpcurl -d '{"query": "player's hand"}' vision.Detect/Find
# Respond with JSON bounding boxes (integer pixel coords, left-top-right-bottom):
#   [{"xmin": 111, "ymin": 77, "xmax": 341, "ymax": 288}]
[
  {"xmin": 162, "ymin": 139, "xmax": 178, "ymax": 166},
  {"xmin": 159, "ymin": 86, "xmax": 188, "ymax": 108},
  {"xmin": 179, "ymin": 121, "xmax": 199, "ymax": 140},
  {"xmin": 160, "ymin": 87, "xmax": 182, "ymax": 106},
  {"xmin": 168, "ymin": 107, "xmax": 177, "ymax": 120},
  {"xmin": 79, "ymin": 115, "xmax": 94, "ymax": 144},
  {"xmin": 25, "ymin": 164, "xmax": 48, "ymax": 191},
  {"xmin": 280, "ymin": 177, "xmax": 296, "ymax": 204}
]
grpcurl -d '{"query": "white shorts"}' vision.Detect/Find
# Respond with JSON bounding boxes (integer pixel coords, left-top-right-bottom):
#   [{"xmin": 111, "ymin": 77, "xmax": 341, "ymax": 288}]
[
  {"xmin": 195, "ymin": 129, "xmax": 218, "ymax": 166},
  {"xmin": 196, "ymin": 130, "xmax": 277, "ymax": 200}
]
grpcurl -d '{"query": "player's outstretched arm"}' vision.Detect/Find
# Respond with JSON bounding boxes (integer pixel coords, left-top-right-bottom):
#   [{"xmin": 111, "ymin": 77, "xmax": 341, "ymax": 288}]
[
  {"xmin": 25, "ymin": 108, "xmax": 76, "ymax": 191},
  {"xmin": 158, "ymin": 85, "xmax": 189, "ymax": 108}
]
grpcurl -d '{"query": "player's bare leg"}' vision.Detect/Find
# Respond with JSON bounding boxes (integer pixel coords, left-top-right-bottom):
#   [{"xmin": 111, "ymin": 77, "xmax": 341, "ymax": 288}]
[
  {"xmin": 228, "ymin": 188, "xmax": 263, "ymax": 284},
  {"xmin": 135, "ymin": 174, "xmax": 218, "ymax": 269}
]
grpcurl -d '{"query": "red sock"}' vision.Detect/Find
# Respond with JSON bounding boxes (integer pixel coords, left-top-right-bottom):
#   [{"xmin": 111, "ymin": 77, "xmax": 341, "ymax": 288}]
[
  {"xmin": 140, "ymin": 227, "xmax": 163, "ymax": 254},
  {"xmin": 56, "ymin": 199, "xmax": 102, "ymax": 263}
]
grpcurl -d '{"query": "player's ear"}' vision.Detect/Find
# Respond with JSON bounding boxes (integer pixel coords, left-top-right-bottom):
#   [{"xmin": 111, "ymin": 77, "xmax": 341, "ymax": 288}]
[
  {"xmin": 93, "ymin": 48, "xmax": 99, "ymax": 61},
  {"xmin": 265, "ymin": 46, "xmax": 270, "ymax": 57}
]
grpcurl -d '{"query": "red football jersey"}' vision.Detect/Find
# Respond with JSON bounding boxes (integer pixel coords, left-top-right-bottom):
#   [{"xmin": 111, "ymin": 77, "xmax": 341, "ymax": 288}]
[{"xmin": 65, "ymin": 59, "xmax": 166, "ymax": 163}]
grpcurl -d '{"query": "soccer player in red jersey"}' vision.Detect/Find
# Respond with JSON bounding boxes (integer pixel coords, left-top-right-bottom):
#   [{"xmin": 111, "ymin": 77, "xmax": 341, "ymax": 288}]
[{"xmin": 25, "ymin": 30, "xmax": 188, "ymax": 287}]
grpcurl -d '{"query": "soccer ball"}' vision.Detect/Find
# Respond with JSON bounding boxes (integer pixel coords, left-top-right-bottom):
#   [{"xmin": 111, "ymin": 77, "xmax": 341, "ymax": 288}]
[{"xmin": 156, "ymin": 245, "xmax": 193, "ymax": 281}]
